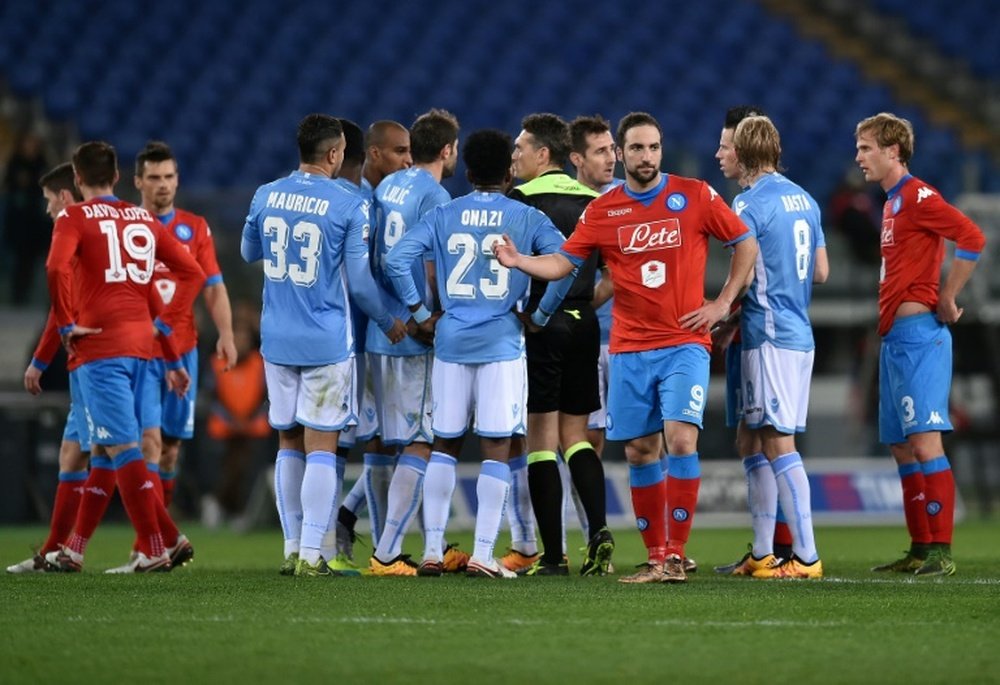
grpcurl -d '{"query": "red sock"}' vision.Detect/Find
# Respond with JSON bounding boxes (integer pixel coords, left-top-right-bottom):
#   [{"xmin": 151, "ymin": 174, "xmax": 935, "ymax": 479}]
[
  {"xmin": 41, "ymin": 473, "xmax": 87, "ymax": 554},
  {"xmin": 114, "ymin": 449, "xmax": 165, "ymax": 558},
  {"xmin": 899, "ymin": 464, "xmax": 932, "ymax": 545},
  {"xmin": 161, "ymin": 475, "xmax": 176, "ymax": 508},
  {"xmin": 66, "ymin": 462, "xmax": 117, "ymax": 555},
  {"xmin": 922, "ymin": 458, "xmax": 955, "ymax": 545},
  {"xmin": 154, "ymin": 495, "xmax": 179, "ymax": 548},
  {"xmin": 665, "ymin": 475, "xmax": 700, "ymax": 557},
  {"xmin": 629, "ymin": 463, "xmax": 667, "ymax": 564},
  {"xmin": 774, "ymin": 521, "xmax": 793, "ymax": 549}
]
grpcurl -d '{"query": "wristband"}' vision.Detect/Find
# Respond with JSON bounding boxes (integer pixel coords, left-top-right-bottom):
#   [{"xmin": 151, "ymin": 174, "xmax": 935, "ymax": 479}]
[
  {"xmin": 530, "ymin": 308, "xmax": 551, "ymax": 327},
  {"xmin": 411, "ymin": 305, "xmax": 432, "ymax": 324}
]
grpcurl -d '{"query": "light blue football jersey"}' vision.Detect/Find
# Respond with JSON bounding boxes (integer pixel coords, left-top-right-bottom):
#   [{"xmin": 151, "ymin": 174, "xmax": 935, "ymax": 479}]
[
  {"xmin": 736, "ymin": 173, "xmax": 826, "ymax": 352},
  {"xmin": 241, "ymin": 170, "xmax": 388, "ymax": 366},
  {"xmin": 367, "ymin": 167, "xmax": 451, "ymax": 356},
  {"xmin": 385, "ymin": 191, "xmax": 567, "ymax": 364}
]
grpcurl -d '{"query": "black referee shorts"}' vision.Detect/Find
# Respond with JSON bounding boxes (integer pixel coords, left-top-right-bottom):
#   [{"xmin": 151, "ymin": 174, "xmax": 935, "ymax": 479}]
[{"xmin": 525, "ymin": 302, "xmax": 601, "ymax": 416}]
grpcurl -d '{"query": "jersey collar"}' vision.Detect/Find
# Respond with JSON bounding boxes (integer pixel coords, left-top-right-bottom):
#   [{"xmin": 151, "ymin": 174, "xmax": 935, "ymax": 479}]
[
  {"xmin": 886, "ymin": 173, "xmax": 912, "ymax": 200},
  {"xmin": 157, "ymin": 210, "xmax": 176, "ymax": 225},
  {"xmin": 623, "ymin": 173, "xmax": 667, "ymax": 206}
]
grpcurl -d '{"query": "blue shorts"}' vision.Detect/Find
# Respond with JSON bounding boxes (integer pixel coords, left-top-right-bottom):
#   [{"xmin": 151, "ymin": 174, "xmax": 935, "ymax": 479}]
[
  {"xmin": 606, "ymin": 344, "xmax": 710, "ymax": 441},
  {"xmin": 879, "ymin": 313, "xmax": 953, "ymax": 445},
  {"xmin": 77, "ymin": 357, "xmax": 147, "ymax": 446},
  {"xmin": 62, "ymin": 369, "xmax": 92, "ymax": 448},
  {"xmin": 724, "ymin": 341, "xmax": 743, "ymax": 429},
  {"xmin": 142, "ymin": 348, "xmax": 199, "ymax": 439}
]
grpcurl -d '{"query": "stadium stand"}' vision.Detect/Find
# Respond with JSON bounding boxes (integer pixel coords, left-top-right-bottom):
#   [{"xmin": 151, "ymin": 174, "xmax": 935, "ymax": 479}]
[{"xmin": 0, "ymin": 0, "xmax": 995, "ymax": 200}]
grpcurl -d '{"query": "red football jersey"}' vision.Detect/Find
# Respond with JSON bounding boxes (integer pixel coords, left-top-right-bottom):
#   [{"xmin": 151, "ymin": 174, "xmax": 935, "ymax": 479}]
[
  {"xmin": 878, "ymin": 175, "xmax": 985, "ymax": 336},
  {"xmin": 34, "ymin": 276, "xmax": 177, "ymax": 369},
  {"xmin": 46, "ymin": 197, "xmax": 205, "ymax": 364},
  {"xmin": 562, "ymin": 174, "xmax": 749, "ymax": 353},
  {"xmin": 150, "ymin": 209, "xmax": 222, "ymax": 356}
]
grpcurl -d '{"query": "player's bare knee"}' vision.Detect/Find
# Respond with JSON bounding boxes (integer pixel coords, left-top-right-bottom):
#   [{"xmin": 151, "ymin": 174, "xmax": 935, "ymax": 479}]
[
  {"xmin": 58, "ymin": 441, "xmax": 87, "ymax": 472},
  {"xmin": 907, "ymin": 431, "xmax": 944, "ymax": 462}
]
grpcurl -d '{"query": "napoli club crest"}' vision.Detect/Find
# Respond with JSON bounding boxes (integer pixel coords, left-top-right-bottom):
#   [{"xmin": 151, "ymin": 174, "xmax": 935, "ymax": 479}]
[
  {"xmin": 666, "ymin": 192, "xmax": 687, "ymax": 211},
  {"xmin": 672, "ymin": 507, "xmax": 689, "ymax": 522},
  {"xmin": 636, "ymin": 517, "xmax": 649, "ymax": 531},
  {"xmin": 174, "ymin": 224, "xmax": 194, "ymax": 241}
]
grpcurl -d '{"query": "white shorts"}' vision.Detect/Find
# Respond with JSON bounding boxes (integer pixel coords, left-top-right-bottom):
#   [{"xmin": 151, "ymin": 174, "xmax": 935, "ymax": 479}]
[
  {"xmin": 264, "ymin": 358, "xmax": 357, "ymax": 432},
  {"xmin": 587, "ymin": 343, "xmax": 610, "ymax": 430},
  {"xmin": 371, "ymin": 352, "xmax": 433, "ymax": 447},
  {"xmin": 432, "ymin": 356, "xmax": 526, "ymax": 438},
  {"xmin": 741, "ymin": 342, "xmax": 814, "ymax": 434},
  {"xmin": 339, "ymin": 354, "xmax": 378, "ymax": 447}
]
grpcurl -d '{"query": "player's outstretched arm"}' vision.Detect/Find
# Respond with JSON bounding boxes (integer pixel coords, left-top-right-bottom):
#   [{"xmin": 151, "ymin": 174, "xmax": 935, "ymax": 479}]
[{"xmin": 492, "ymin": 234, "xmax": 574, "ymax": 281}]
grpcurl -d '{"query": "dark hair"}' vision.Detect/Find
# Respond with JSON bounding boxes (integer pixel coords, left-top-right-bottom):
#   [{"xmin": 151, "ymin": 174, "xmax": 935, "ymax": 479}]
[
  {"xmin": 724, "ymin": 105, "xmax": 767, "ymax": 130},
  {"xmin": 135, "ymin": 140, "xmax": 176, "ymax": 177},
  {"xmin": 463, "ymin": 129, "xmax": 513, "ymax": 186},
  {"xmin": 410, "ymin": 109, "xmax": 460, "ymax": 164},
  {"xmin": 569, "ymin": 115, "xmax": 612, "ymax": 155},
  {"xmin": 297, "ymin": 113, "xmax": 343, "ymax": 164},
  {"xmin": 365, "ymin": 120, "xmax": 407, "ymax": 149},
  {"xmin": 338, "ymin": 119, "xmax": 365, "ymax": 166},
  {"xmin": 72, "ymin": 141, "xmax": 118, "ymax": 187},
  {"xmin": 521, "ymin": 113, "xmax": 571, "ymax": 166},
  {"xmin": 39, "ymin": 162, "xmax": 81, "ymax": 201},
  {"xmin": 615, "ymin": 112, "xmax": 661, "ymax": 148}
]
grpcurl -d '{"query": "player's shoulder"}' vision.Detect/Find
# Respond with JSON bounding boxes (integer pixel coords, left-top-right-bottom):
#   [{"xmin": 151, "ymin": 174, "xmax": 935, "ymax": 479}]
[{"xmin": 900, "ymin": 175, "xmax": 943, "ymax": 205}]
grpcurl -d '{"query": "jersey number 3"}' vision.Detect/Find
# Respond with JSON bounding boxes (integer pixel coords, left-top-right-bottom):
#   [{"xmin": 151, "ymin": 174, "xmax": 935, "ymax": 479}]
[{"xmin": 263, "ymin": 217, "xmax": 321, "ymax": 287}]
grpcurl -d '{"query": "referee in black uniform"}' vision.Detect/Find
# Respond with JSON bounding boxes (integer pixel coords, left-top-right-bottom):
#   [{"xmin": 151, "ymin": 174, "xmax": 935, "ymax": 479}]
[{"xmin": 506, "ymin": 113, "xmax": 613, "ymax": 576}]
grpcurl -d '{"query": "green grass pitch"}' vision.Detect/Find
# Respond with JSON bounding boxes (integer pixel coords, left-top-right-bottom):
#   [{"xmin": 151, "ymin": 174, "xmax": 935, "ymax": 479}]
[{"xmin": 2, "ymin": 521, "xmax": 998, "ymax": 684}]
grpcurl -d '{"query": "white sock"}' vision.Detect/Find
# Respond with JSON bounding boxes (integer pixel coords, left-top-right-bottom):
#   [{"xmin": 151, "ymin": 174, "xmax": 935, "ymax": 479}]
[
  {"xmin": 342, "ymin": 469, "xmax": 368, "ymax": 513},
  {"xmin": 422, "ymin": 451, "xmax": 457, "ymax": 561},
  {"xmin": 364, "ymin": 452, "xmax": 394, "ymax": 546},
  {"xmin": 743, "ymin": 452, "xmax": 777, "ymax": 558},
  {"xmin": 299, "ymin": 451, "xmax": 337, "ymax": 564},
  {"xmin": 374, "ymin": 455, "xmax": 426, "ymax": 561},
  {"xmin": 771, "ymin": 452, "xmax": 818, "ymax": 563},
  {"xmin": 506, "ymin": 454, "xmax": 537, "ymax": 555},
  {"xmin": 472, "ymin": 460, "xmax": 511, "ymax": 563},
  {"xmin": 320, "ymin": 455, "xmax": 346, "ymax": 561},
  {"xmin": 275, "ymin": 448, "xmax": 306, "ymax": 557}
]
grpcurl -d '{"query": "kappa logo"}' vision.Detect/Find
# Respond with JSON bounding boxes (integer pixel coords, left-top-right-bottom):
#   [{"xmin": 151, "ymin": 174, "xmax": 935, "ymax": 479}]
[
  {"xmin": 880, "ymin": 219, "xmax": 894, "ymax": 246},
  {"xmin": 95, "ymin": 426, "xmax": 112, "ymax": 440},
  {"xmin": 916, "ymin": 186, "xmax": 936, "ymax": 203},
  {"xmin": 607, "ymin": 206, "xmax": 632, "ymax": 217},
  {"xmin": 910, "ymin": 493, "xmax": 926, "ymax": 502},
  {"xmin": 139, "ymin": 480, "xmax": 155, "ymax": 491},
  {"xmin": 927, "ymin": 411, "xmax": 944, "ymax": 425},
  {"xmin": 86, "ymin": 487, "xmax": 109, "ymax": 497},
  {"xmin": 618, "ymin": 219, "xmax": 682, "ymax": 254}
]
